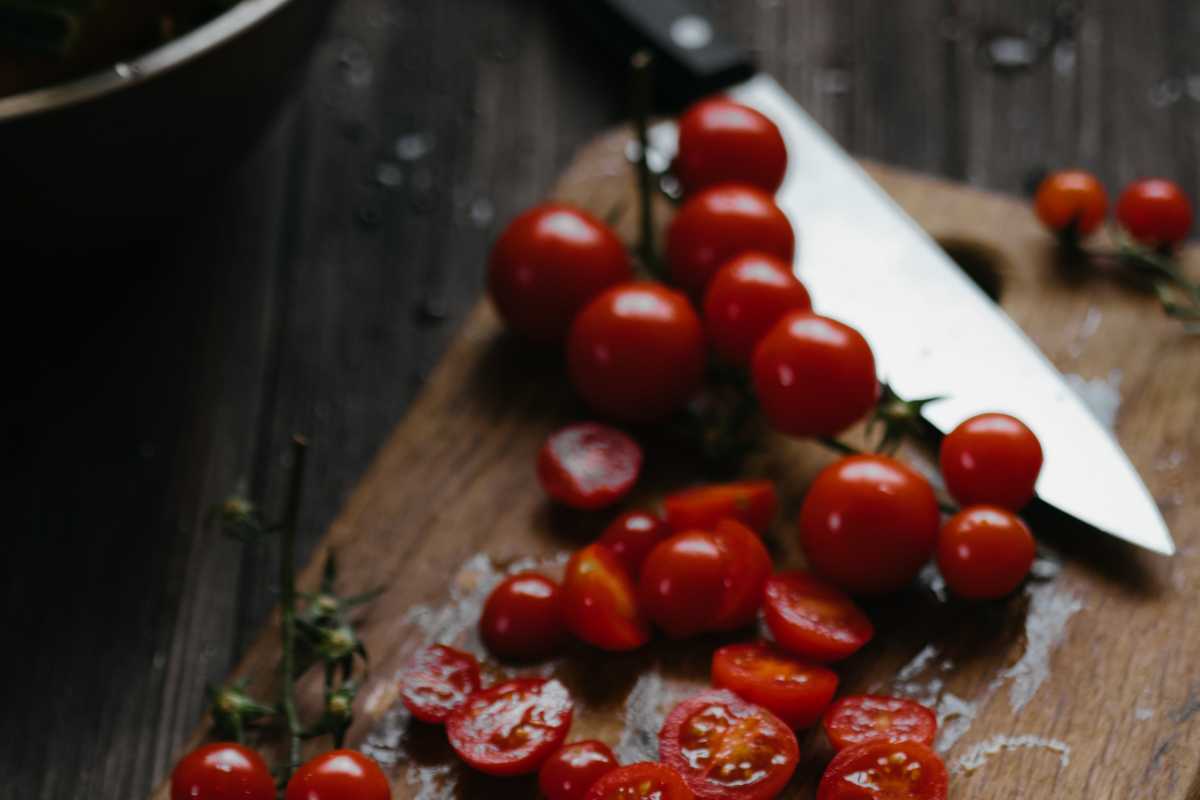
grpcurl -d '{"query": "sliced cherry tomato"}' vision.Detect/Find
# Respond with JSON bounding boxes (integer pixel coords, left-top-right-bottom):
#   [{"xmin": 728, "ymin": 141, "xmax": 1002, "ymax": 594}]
[
  {"xmin": 638, "ymin": 530, "xmax": 727, "ymax": 638},
  {"xmin": 711, "ymin": 642, "xmax": 839, "ymax": 729},
  {"xmin": 703, "ymin": 252, "xmax": 811, "ymax": 366},
  {"xmin": 666, "ymin": 184, "xmax": 795, "ymax": 297},
  {"xmin": 816, "ymin": 740, "xmax": 948, "ymax": 800},
  {"xmin": 709, "ymin": 518, "xmax": 772, "ymax": 631},
  {"xmin": 539, "ymin": 740, "xmax": 620, "ymax": 800},
  {"xmin": 1033, "ymin": 170, "xmax": 1107, "ymax": 236},
  {"xmin": 446, "ymin": 678, "xmax": 574, "ymax": 776},
  {"xmin": 659, "ymin": 689, "xmax": 799, "ymax": 800},
  {"xmin": 752, "ymin": 312, "xmax": 879, "ymax": 438},
  {"xmin": 763, "ymin": 571, "xmax": 874, "ymax": 662},
  {"xmin": 399, "ymin": 644, "xmax": 482, "ymax": 723},
  {"xmin": 939, "ymin": 412, "xmax": 1043, "ymax": 510},
  {"xmin": 822, "ymin": 695, "xmax": 937, "ymax": 751},
  {"xmin": 562, "ymin": 544, "xmax": 652, "ymax": 651},
  {"xmin": 480, "ymin": 572, "xmax": 566, "ymax": 661},
  {"xmin": 171, "ymin": 742, "xmax": 275, "ymax": 800},
  {"xmin": 538, "ymin": 422, "xmax": 643, "ymax": 510},
  {"xmin": 284, "ymin": 750, "xmax": 391, "ymax": 800},
  {"xmin": 597, "ymin": 510, "xmax": 670, "ymax": 578},
  {"xmin": 567, "ymin": 282, "xmax": 706, "ymax": 423},
  {"xmin": 675, "ymin": 97, "xmax": 788, "ymax": 195},
  {"xmin": 663, "ymin": 480, "xmax": 778, "ymax": 534},
  {"xmin": 488, "ymin": 204, "xmax": 633, "ymax": 343},
  {"xmin": 1116, "ymin": 177, "xmax": 1194, "ymax": 247},
  {"xmin": 585, "ymin": 762, "xmax": 694, "ymax": 800},
  {"xmin": 937, "ymin": 505, "xmax": 1036, "ymax": 599},
  {"xmin": 799, "ymin": 455, "xmax": 940, "ymax": 595}
]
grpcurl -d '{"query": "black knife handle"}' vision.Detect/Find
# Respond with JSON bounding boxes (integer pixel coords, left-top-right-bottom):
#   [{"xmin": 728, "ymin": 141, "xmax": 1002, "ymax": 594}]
[{"xmin": 563, "ymin": 0, "xmax": 755, "ymax": 106}]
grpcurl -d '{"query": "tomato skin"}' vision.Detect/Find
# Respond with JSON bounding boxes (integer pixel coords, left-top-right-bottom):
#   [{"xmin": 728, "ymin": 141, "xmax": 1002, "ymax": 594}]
[
  {"xmin": 488, "ymin": 204, "xmax": 632, "ymax": 343},
  {"xmin": 597, "ymin": 510, "xmax": 670, "ymax": 578},
  {"xmin": 703, "ymin": 252, "xmax": 811, "ymax": 366},
  {"xmin": 939, "ymin": 412, "xmax": 1043, "ymax": 510},
  {"xmin": 562, "ymin": 544, "xmax": 652, "ymax": 651},
  {"xmin": 752, "ymin": 312, "xmax": 879, "ymax": 438},
  {"xmin": 666, "ymin": 184, "xmax": 795, "ymax": 297},
  {"xmin": 663, "ymin": 480, "xmax": 778, "ymax": 534},
  {"xmin": 675, "ymin": 98, "xmax": 788, "ymax": 195},
  {"xmin": 937, "ymin": 506, "xmax": 1036, "ymax": 599},
  {"xmin": 399, "ymin": 644, "xmax": 482, "ymax": 723},
  {"xmin": 799, "ymin": 455, "xmax": 941, "ymax": 595},
  {"xmin": 1116, "ymin": 177, "xmax": 1194, "ymax": 247},
  {"xmin": 709, "ymin": 518, "xmax": 772, "ymax": 631},
  {"xmin": 1034, "ymin": 170, "xmax": 1108, "ymax": 236},
  {"xmin": 584, "ymin": 763, "xmax": 694, "ymax": 800},
  {"xmin": 171, "ymin": 742, "xmax": 275, "ymax": 800},
  {"xmin": 822, "ymin": 695, "xmax": 938, "ymax": 751},
  {"xmin": 538, "ymin": 741, "xmax": 619, "ymax": 800},
  {"xmin": 638, "ymin": 530, "xmax": 728, "ymax": 638},
  {"xmin": 479, "ymin": 572, "xmax": 567, "ymax": 661},
  {"xmin": 816, "ymin": 740, "xmax": 948, "ymax": 800},
  {"xmin": 711, "ymin": 642, "xmax": 839, "ymax": 729},
  {"xmin": 762, "ymin": 571, "xmax": 874, "ymax": 662},
  {"xmin": 284, "ymin": 750, "xmax": 391, "ymax": 800},
  {"xmin": 446, "ymin": 678, "xmax": 575, "ymax": 776},
  {"xmin": 538, "ymin": 423, "xmax": 643, "ymax": 510},
  {"xmin": 567, "ymin": 282, "xmax": 706, "ymax": 423}
]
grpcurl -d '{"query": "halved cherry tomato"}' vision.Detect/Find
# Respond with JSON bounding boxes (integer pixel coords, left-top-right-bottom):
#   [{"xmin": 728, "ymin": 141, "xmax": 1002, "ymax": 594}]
[
  {"xmin": 663, "ymin": 480, "xmax": 778, "ymax": 534},
  {"xmin": 562, "ymin": 544, "xmax": 652, "ymax": 651},
  {"xmin": 638, "ymin": 530, "xmax": 727, "ymax": 638},
  {"xmin": 822, "ymin": 695, "xmax": 938, "ymax": 751},
  {"xmin": 709, "ymin": 518, "xmax": 772, "ymax": 631},
  {"xmin": 585, "ymin": 763, "xmax": 693, "ymax": 800},
  {"xmin": 446, "ymin": 678, "xmax": 574, "ymax": 776},
  {"xmin": 539, "ymin": 740, "xmax": 620, "ymax": 800},
  {"xmin": 399, "ymin": 644, "xmax": 482, "ymax": 723},
  {"xmin": 711, "ymin": 642, "xmax": 839, "ymax": 729},
  {"xmin": 1116, "ymin": 177, "xmax": 1194, "ymax": 247},
  {"xmin": 762, "ymin": 571, "xmax": 874, "ymax": 662},
  {"xmin": 939, "ymin": 412, "xmax": 1043, "ymax": 511},
  {"xmin": 480, "ymin": 572, "xmax": 566, "ymax": 661},
  {"xmin": 675, "ymin": 97, "xmax": 788, "ymax": 195},
  {"xmin": 816, "ymin": 740, "xmax": 948, "ymax": 800},
  {"xmin": 597, "ymin": 510, "xmax": 670, "ymax": 578},
  {"xmin": 703, "ymin": 252, "xmax": 811, "ymax": 366},
  {"xmin": 171, "ymin": 742, "xmax": 275, "ymax": 800},
  {"xmin": 1034, "ymin": 170, "xmax": 1108, "ymax": 236},
  {"xmin": 937, "ymin": 505, "xmax": 1036, "ymax": 599},
  {"xmin": 284, "ymin": 750, "xmax": 391, "ymax": 800},
  {"xmin": 799, "ymin": 455, "xmax": 940, "ymax": 595},
  {"xmin": 538, "ymin": 423, "xmax": 643, "ymax": 510},
  {"xmin": 659, "ymin": 689, "xmax": 799, "ymax": 800}
]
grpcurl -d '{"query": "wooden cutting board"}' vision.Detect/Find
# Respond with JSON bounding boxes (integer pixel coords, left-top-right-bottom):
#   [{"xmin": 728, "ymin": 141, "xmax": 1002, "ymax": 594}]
[{"xmin": 150, "ymin": 128, "xmax": 1200, "ymax": 800}]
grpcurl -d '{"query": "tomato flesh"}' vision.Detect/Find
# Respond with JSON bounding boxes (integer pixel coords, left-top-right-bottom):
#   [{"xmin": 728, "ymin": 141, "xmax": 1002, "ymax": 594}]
[
  {"xmin": 562, "ymin": 544, "xmax": 652, "ymax": 651},
  {"xmin": 479, "ymin": 572, "xmax": 566, "ymax": 661},
  {"xmin": 446, "ymin": 678, "xmax": 574, "ymax": 776},
  {"xmin": 538, "ymin": 422, "xmax": 643, "ymax": 510},
  {"xmin": 171, "ymin": 742, "xmax": 275, "ymax": 800},
  {"xmin": 709, "ymin": 518, "xmax": 772, "ymax": 631},
  {"xmin": 816, "ymin": 740, "xmax": 948, "ymax": 800},
  {"xmin": 822, "ymin": 695, "xmax": 938, "ymax": 751},
  {"xmin": 712, "ymin": 642, "xmax": 839, "ymax": 729},
  {"xmin": 663, "ymin": 480, "xmax": 778, "ymax": 534},
  {"xmin": 598, "ymin": 510, "xmax": 670, "ymax": 579},
  {"xmin": 539, "ymin": 740, "xmax": 620, "ymax": 800},
  {"xmin": 763, "ymin": 571, "xmax": 874, "ymax": 662},
  {"xmin": 585, "ymin": 762, "xmax": 694, "ymax": 800},
  {"xmin": 1033, "ymin": 170, "xmax": 1107, "ymax": 236},
  {"xmin": 939, "ymin": 412, "xmax": 1042, "ymax": 511},
  {"xmin": 936, "ymin": 505, "xmax": 1036, "ymax": 599},
  {"xmin": 399, "ymin": 644, "xmax": 482, "ymax": 723},
  {"xmin": 638, "ymin": 530, "xmax": 727, "ymax": 638},
  {"xmin": 675, "ymin": 97, "xmax": 788, "ymax": 195},
  {"xmin": 284, "ymin": 750, "xmax": 391, "ymax": 800}
]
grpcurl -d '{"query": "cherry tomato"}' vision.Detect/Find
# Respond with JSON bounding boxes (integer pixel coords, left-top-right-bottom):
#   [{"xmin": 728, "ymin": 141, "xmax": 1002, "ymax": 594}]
[
  {"xmin": 597, "ymin": 510, "xmax": 670, "ymax": 578},
  {"xmin": 539, "ymin": 740, "xmax": 620, "ymax": 800},
  {"xmin": 1116, "ymin": 177, "xmax": 1194, "ymax": 247},
  {"xmin": 538, "ymin": 423, "xmax": 643, "ymax": 510},
  {"xmin": 709, "ymin": 518, "xmax": 772, "ymax": 631},
  {"xmin": 1033, "ymin": 170, "xmax": 1107, "ymax": 236},
  {"xmin": 822, "ymin": 695, "xmax": 938, "ymax": 751},
  {"xmin": 703, "ymin": 251, "xmax": 811, "ymax": 366},
  {"xmin": 937, "ymin": 505, "xmax": 1036, "ymax": 599},
  {"xmin": 584, "ymin": 763, "xmax": 694, "ymax": 800},
  {"xmin": 171, "ymin": 742, "xmax": 275, "ymax": 800},
  {"xmin": 399, "ymin": 644, "xmax": 482, "ymax": 723},
  {"xmin": 752, "ymin": 312, "xmax": 879, "ymax": 438},
  {"xmin": 762, "ymin": 571, "xmax": 874, "ymax": 662},
  {"xmin": 675, "ymin": 98, "xmax": 788, "ymax": 195},
  {"xmin": 659, "ymin": 689, "xmax": 799, "ymax": 800},
  {"xmin": 816, "ymin": 740, "xmax": 948, "ymax": 800},
  {"xmin": 488, "ymin": 204, "xmax": 633, "ymax": 343},
  {"xmin": 284, "ymin": 750, "xmax": 391, "ymax": 800},
  {"xmin": 666, "ymin": 184, "xmax": 795, "ymax": 297},
  {"xmin": 562, "ymin": 543, "xmax": 652, "ymax": 651},
  {"xmin": 479, "ymin": 572, "xmax": 566, "ymax": 661},
  {"xmin": 638, "ymin": 530, "xmax": 727, "ymax": 638},
  {"xmin": 567, "ymin": 282, "xmax": 706, "ymax": 423},
  {"xmin": 939, "ymin": 412, "xmax": 1043, "ymax": 510},
  {"xmin": 799, "ymin": 455, "xmax": 940, "ymax": 595},
  {"xmin": 711, "ymin": 642, "xmax": 839, "ymax": 729},
  {"xmin": 446, "ymin": 678, "xmax": 574, "ymax": 776},
  {"xmin": 663, "ymin": 480, "xmax": 778, "ymax": 534}
]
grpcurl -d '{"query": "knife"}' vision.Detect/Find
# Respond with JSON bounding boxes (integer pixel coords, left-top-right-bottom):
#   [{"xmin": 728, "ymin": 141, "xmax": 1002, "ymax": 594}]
[{"xmin": 565, "ymin": 0, "xmax": 1174, "ymax": 555}]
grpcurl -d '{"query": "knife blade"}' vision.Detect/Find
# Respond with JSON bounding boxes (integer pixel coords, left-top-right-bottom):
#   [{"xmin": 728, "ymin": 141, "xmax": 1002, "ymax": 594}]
[{"xmin": 567, "ymin": 0, "xmax": 1174, "ymax": 555}]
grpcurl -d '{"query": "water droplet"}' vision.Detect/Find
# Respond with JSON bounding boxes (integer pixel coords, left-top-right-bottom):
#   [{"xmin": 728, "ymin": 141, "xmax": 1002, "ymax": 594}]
[
  {"xmin": 467, "ymin": 197, "xmax": 494, "ymax": 229},
  {"xmin": 814, "ymin": 68, "xmax": 852, "ymax": 96},
  {"xmin": 416, "ymin": 296, "xmax": 448, "ymax": 324},
  {"xmin": 624, "ymin": 140, "xmax": 670, "ymax": 173},
  {"xmin": 375, "ymin": 162, "xmax": 405, "ymax": 189},
  {"xmin": 339, "ymin": 42, "xmax": 373, "ymax": 88},
  {"xmin": 1052, "ymin": 41, "xmax": 1076, "ymax": 76},
  {"xmin": 395, "ymin": 132, "xmax": 435, "ymax": 162},
  {"xmin": 113, "ymin": 62, "xmax": 139, "ymax": 79},
  {"xmin": 659, "ymin": 174, "xmax": 683, "ymax": 200},
  {"xmin": 1149, "ymin": 77, "xmax": 1184, "ymax": 108},
  {"xmin": 981, "ymin": 33, "xmax": 1040, "ymax": 73}
]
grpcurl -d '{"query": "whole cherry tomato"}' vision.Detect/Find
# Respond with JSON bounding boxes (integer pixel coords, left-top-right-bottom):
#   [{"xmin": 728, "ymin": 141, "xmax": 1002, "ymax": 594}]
[
  {"xmin": 284, "ymin": 750, "xmax": 391, "ymax": 800},
  {"xmin": 709, "ymin": 518, "xmax": 772, "ymax": 631},
  {"xmin": 711, "ymin": 642, "xmax": 839, "ymax": 729},
  {"xmin": 703, "ymin": 251, "xmax": 812, "ymax": 366},
  {"xmin": 538, "ymin": 740, "xmax": 619, "ymax": 800},
  {"xmin": 562, "ymin": 543, "xmax": 652, "ymax": 651},
  {"xmin": 488, "ymin": 204, "xmax": 633, "ymax": 343},
  {"xmin": 399, "ymin": 644, "xmax": 481, "ymax": 723},
  {"xmin": 936, "ymin": 505, "xmax": 1036, "ymax": 599},
  {"xmin": 799, "ymin": 455, "xmax": 940, "ymax": 595},
  {"xmin": 675, "ymin": 98, "xmax": 788, "ymax": 195},
  {"xmin": 171, "ymin": 742, "xmax": 275, "ymax": 800},
  {"xmin": 666, "ymin": 184, "xmax": 795, "ymax": 297},
  {"xmin": 446, "ymin": 678, "xmax": 574, "ymax": 776},
  {"xmin": 638, "ymin": 530, "xmax": 728, "ymax": 638},
  {"xmin": 1116, "ymin": 177, "xmax": 1194, "ymax": 247},
  {"xmin": 762, "ymin": 571, "xmax": 874, "ymax": 662},
  {"xmin": 663, "ymin": 480, "xmax": 778, "ymax": 534},
  {"xmin": 567, "ymin": 282, "xmax": 706, "ymax": 423},
  {"xmin": 479, "ymin": 572, "xmax": 567, "ymax": 661},
  {"xmin": 538, "ymin": 423, "xmax": 643, "ymax": 510},
  {"xmin": 822, "ymin": 695, "xmax": 938, "ymax": 751},
  {"xmin": 597, "ymin": 510, "xmax": 670, "ymax": 578},
  {"xmin": 1033, "ymin": 170, "xmax": 1108, "ymax": 236},
  {"xmin": 752, "ymin": 312, "xmax": 879, "ymax": 438},
  {"xmin": 585, "ymin": 763, "xmax": 693, "ymax": 800},
  {"xmin": 939, "ymin": 412, "xmax": 1043, "ymax": 510},
  {"xmin": 816, "ymin": 739, "xmax": 948, "ymax": 800}
]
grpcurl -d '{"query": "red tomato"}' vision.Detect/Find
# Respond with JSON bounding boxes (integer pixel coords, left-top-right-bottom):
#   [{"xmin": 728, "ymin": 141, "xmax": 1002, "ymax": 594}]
[
  {"xmin": 799, "ymin": 455, "xmax": 940, "ymax": 595},
  {"xmin": 538, "ymin": 423, "xmax": 643, "ymax": 510},
  {"xmin": 171, "ymin": 742, "xmax": 275, "ymax": 800},
  {"xmin": 711, "ymin": 642, "xmax": 839, "ymax": 729},
  {"xmin": 1116, "ymin": 177, "xmax": 1194, "ymax": 247},
  {"xmin": 479, "ymin": 572, "xmax": 566, "ymax": 661},
  {"xmin": 752, "ymin": 312, "xmax": 879, "ymax": 438},
  {"xmin": 597, "ymin": 510, "xmax": 670, "ymax": 578},
  {"xmin": 937, "ymin": 505, "xmax": 1036, "ymax": 599},
  {"xmin": 659, "ymin": 689, "xmax": 799, "ymax": 800},
  {"xmin": 666, "ymin": 184, "xmax": 795, "ymax": 297},
  {"xmin": 562, "ymin": 544, "xmax": 652, "ymax": 651},
  {"xmin": 822, "ymin": 695, "xmax": 938, "ymax": 751},
  {"xmin": 539, "ymin": 741, "xmax": 619, "ymax": 800},
  {"xmin": 585, "ymin": 763, "xmax": 693, "ymax": 800},
  {"xmin": 488, "ymin": 204, "xmax": 633, "ymax": 343},
  {"xmin": 703, "ymin": 252, "xmax": 811, "ymax": 366},
  {"xmin": 816, "ymin": 740, "xmax": 948, "ymax": 800},
  {"xmin": 567, "ymin": 282, "xmax": 706, "ymax": 423},
  {"xmin": 638, "ymin": 530, "xmax": 727, "ymax": 638},
  {"xmin": 939, "ymin": 412, "xmax": 1043, "ymax": 510},
  {"xmin": 762, "ymin": 571, "xmax": 874, "ymax": 662},
  {"xmin": 446, "ymin": 678, "xmax": 574, "ymax": 776},
  {"xmin": 284, "ymin": 750, "xmax": 391, "ymax": 800},
  {"xmin": 663, "ymin": 480, "xmax": 778, "ymax": 534},
  {"xmin": 675, "ymin": 98, "xmax": 788, "ymax": 195},
  {"xmin": 709, "ymin": 518, "xmax": 772, "ymax": 631},
  {"xmin": 1033, "ymin": 170, "xmax": 1108, "ymax": 236},
  {"xmin": 399, "ymin": 644, "xmax": 482, "ymax": 723}
]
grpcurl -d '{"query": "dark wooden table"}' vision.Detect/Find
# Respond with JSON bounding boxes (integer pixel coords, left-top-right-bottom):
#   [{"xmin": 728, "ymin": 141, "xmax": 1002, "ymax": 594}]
[{"xmin": 4, "ymin": 1, "xmax": 1197, "ymax": 798}]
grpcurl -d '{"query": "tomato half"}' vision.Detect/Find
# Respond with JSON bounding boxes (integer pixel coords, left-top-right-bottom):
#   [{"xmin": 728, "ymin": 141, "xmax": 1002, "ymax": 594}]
[
  {"xmin": 284, "ymin": 750, "xmax": 391, "ymax": 800},
  {"xmin": 762, "ymin": 571, "xmax": 874, "ymax": 662},
  {"xmin": 446, "ymin": 678, "xmax": 574, "ymax": 776},
  {"xmin": 711, "ymin": 643, "xmax": 839, "ymax": 729},
  {"xmin": 399, "ymin": 644, "xmax": 482, "ymax": 723},
  {"xmin": 539, "ymin": 740, "xmax": 620, "ymax": 800},
  {"xmin": 822, "ymin": 695, "xmax": 938, "ymax": 751},
  {"xmin": 703, "ymin": 252, "xmax": 811, "ymax": 366},
  {"xmin": 638, "ymin": 530, "xmax": 727, "ymax": 638},
  {"xmin": 659, "ymin": 689, "xmax": 799, "ymax": 800},
  {"xmin": 562, "ymin": 544, "xmax": 652, "ymax": 651},
  {"xmin": 585, "ymin": 763, "xmax": 694, "ymax": 800},
  {"xmin": 597, "ymin": 510, "xmax": 670, "ymax": 579},
  {"xmin": 663, "ymin": 480, "xmax": 778, "ymax": 534},
  {"xmin": 538, "ymin": 422, "xmax": 643, "ymax": 510},
  {"xmin": 939, "ymin": 412, "xmax": 1043, "ymax": 511},
  {"xmin": 1033, "ymin": 170, "xmax": 1108, "ymax": 236},
  {"xmin": 171, "ymin": 742, "xmax": 275, "ymax": 800},
  {"xmin": 1116, "ymin": 177, "xmax": 1194, "ymax": 247},
  {"xmin": 709, "ymin": 518, "xmax": 772, "ymax": 631},
  {"xmin": 480, "ymin": 572, "xmax": 567, "ymax": 661},
  {"xmin": 675, "ymin": 97, "xmax": 788, "ymax": 195},
  {"xmin": 936, "ymin": 505, "xmax": 1036, "ymax": 599},
  {"xmin": 816, "ymin": 740, "xmax": 948, "ymax": 800}
]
